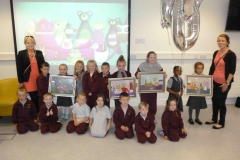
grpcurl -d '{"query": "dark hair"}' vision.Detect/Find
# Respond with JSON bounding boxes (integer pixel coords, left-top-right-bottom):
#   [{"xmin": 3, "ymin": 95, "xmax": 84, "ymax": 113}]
[
  {"xmin": 101, "ymin": 62, "xmax": 110, "ymax": 67},
  {"xmin": 119, "ymin": 92, "xmax": 129, "ymax": 99},
  {"xmin": 218, "ymin": 34, "xmax": 230, "ymax": 47},
  {"xmin": 173, "ymin": 66, "xmax": 180, "ymax": 71},
  {"xmin": 96, "ymin": 93, "xmax": 105, "ymax": 101},
  {"xmin": 41, "ymin": 62, "xmax": 50, "ymax": 68},
  {"xmin": 116, "ymin": 55, "xmax": 126, "ymax": 65},
  {"xmin": 165, "ymin": 98, "xmax": 177, "ymax": 110}
]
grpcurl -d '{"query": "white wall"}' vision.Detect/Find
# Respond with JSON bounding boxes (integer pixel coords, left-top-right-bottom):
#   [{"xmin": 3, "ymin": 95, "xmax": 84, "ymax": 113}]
[{"xmin": 0, "ymin": 0, "xmax": 239, "ymax": 106}]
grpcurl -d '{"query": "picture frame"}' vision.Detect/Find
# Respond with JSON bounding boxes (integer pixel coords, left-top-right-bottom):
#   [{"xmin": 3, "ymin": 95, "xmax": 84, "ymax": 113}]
[
  {"xmin": 185, "ymin": 75, "xmax": 213, "ymax": 96},
  {"xmin": 49, "ymin": 75, "xmax": 75, "ymax": 97},
  {"xmin": 138, "ymin": 72, "xmax": 165, "ymax": 93},
  {"xmin": 108, "ymin": 77, "xmax": 136, "ymax": 99}
]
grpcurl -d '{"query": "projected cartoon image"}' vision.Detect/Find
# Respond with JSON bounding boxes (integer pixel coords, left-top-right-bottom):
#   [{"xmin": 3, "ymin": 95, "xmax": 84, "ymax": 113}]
[{"xmin": 14, "ymin": 1, "xmax": 129, "ymax": 66}]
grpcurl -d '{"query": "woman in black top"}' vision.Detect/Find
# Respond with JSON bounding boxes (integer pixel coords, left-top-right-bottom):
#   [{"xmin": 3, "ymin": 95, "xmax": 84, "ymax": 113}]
[{"xmin": 205, "ymin": 34, "xmax": 236, "ymax": 129}]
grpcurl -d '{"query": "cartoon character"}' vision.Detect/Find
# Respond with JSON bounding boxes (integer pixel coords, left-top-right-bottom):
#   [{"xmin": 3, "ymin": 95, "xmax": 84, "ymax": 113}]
[
  {"xmin": 121, "ymin": 84, "xmax": 128, "ymax": 92},
  {"xmin": 106, "ymin": 18, "xmax": 122, "ymax": 55},
  {"xmin": 145, "ymin": 79, "xmax": 152, "ymax": 87},
  {"xmin": 91, "ymin": 22, "xmax": 109, "ymax": 62},
  {"xmin": 75, "ymin": 11, "xmax": 93, "ymax": 46},
  {"xmin": 24, "ymin": 21, "xmax": 36, "ymax": 36},
  {"xmin": 153, "ymin": 77, "xmax": 159, "ymax": 86},
  {"xmin": 52, "ymin": 20, "xmax": 73, "ymax": 49},
  {"xmin": 34, "ymin": 19, "xmax": 71, "ymax": 60}
]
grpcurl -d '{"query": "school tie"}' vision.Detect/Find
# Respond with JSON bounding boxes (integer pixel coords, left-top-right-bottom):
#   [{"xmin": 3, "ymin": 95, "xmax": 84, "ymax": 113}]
[{"xmin": 121, "ymin": 71, "xmax": 125, "ymax": 77}]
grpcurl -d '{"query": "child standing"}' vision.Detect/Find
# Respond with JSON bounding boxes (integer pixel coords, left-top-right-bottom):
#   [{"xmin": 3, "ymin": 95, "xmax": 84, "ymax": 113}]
[
  {"xmin": 11, "ymin": 87, "xmax": 39, "ymax": 134},
  {"xmin": 111, "ymin": 55, "xmax": 131, "ymax": 107},
  {"xmin": 162, "ymin": 98, "xmax": 187, "ymax": 142},
  {"xmin": 39, "ymin": 93, "xmax": 62, "ymax": 134},
  {"xmin": 99, "ymin": 62, "xmax": 111, "ymax": 107},
  {"xmin": 166, "ymin": 66, "xmax": 184, "ymax": 111},
  {"xmin": 82, "ymin": 60, "xmax": 100, "ymax": 109},
  {"xmin": 135, "ymin": 51, "xmax": 165, "ymax": 122},
  {"xmin": 113, "ymin": 92, "xmax": 136, "ymax": 140},
  {"xmin": 66, "ymin": 93, "xmax": 90, "ymax": 134},
  {"xmin": 36, "ymin": 62, "xmax": 50, "ymax": 108},
  {"xmin": 186, "ymin": 62, "xmax": 207, "ymax": 125},
  {"xmin": 134, "ymin": 102, "xmax": 157, "ymax": 144},
  {"xmin": 56, "ymin": 64, "xmax": 73, "ymax": 119},
  {"xmin": 73, "ymin": 60, "xmax": 85, "ymax": 101},
  {"xmin": 89, "ymin": 94, "xmax": 112, "ymax": 138}
]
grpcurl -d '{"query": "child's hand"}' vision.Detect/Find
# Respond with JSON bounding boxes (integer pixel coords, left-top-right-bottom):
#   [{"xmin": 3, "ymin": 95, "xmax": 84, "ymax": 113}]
[
  {"xmin": 88, "ymin": 93, "xmax": 92, "ymax": 96},
  {"xmin": 34, "ymin": 119, "xmax": 37, "ymax": 123},
  {"xmin": 162, "ymin": 136, "xmax": 169, "ymax": 140},
  {"xmin": 145, "ymin": 131, "xmax": 151, "ymax": 138},
  {"xmin": 136, "ymin": 72, "xmax": 140, "ymax": 79},
  {"xmin": 125, "ymin": 126, "xmax": 129, "ymax": 132},
  {"xmin": 73, "ymin": 75, "xmax": 77, "ymax": 79},
  {"xmin": 14, "ymin": 124, "xmax": 17, "ymax": 128},
  {"xmin": 46, "ymin": 110, "xmax": 50, "ymax": 116},
  {"xmin": 175, "ymin": 92, "xmax": 180, "ymax": 97},
  {"xmin": 182, "ymin": 128, "xmax": 187, "ymax": 135},
  {"xmin": 164, "ymin": 73, "xmax": 168, "ymax": 78},
  {"xmin": 120, "ymin": 125, "xmax": 126, "ymax": 131},
  {"xmin": 74, "ymin": 121, "xmax": 79, "ymax": 126},
  {"xmin": 49, "ymin": 109, "xmax": 53, "ymax": 115}
]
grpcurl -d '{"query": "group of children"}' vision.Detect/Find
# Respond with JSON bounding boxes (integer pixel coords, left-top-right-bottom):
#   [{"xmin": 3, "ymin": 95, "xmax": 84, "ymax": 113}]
[{"xmin": 12, "ymin": 51, "xmax": 208, "ymax": 143}]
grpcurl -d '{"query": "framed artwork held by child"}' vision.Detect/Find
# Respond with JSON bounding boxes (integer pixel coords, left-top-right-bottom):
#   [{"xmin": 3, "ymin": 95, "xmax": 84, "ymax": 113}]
[
  {"xmin": 108, "ymin": 77, "xmax": 136, "ymax": 99},
  {"xmin": 185, "ymin": 75, "xmax": 213, "ymax": 96},
  {"xmin": 138, "ymin": 72, "xmax": 165, "ymax": 93},
  {"xmin": 49, "ymin": 75, "xmax": 76, "ymax": 97}
]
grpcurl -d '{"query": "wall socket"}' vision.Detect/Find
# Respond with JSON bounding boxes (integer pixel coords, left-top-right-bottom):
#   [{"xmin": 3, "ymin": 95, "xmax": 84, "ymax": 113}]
[{"xmin": 135, "ymin": 39, "xmax": 145, "ymax": 44}]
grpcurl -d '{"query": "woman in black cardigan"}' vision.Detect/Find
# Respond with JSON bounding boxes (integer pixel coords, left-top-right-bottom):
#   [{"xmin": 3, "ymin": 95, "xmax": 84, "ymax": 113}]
[
  {"xmin": 205, "ymin": 34, "xmax": 236, "ymax": 129},
  {"xmin": 16, "ymin": 36, "xmax": 45, "ymax": 112}
]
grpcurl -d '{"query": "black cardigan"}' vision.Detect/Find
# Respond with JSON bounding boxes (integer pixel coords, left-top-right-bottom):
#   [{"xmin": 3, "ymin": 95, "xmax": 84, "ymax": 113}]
[
  {"xmin": 209, "ymin": 50, "xmax": 236, "ymax": 83},
  {"xmin": 16, "ymin": 49, "xmax": 45, "ymax": 83}
]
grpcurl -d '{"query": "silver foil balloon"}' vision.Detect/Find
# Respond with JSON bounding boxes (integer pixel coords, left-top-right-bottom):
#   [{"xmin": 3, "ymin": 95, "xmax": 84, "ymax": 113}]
[{"xmin": 161, "ymin": 0, "xmax": 203, "ymax": 51}]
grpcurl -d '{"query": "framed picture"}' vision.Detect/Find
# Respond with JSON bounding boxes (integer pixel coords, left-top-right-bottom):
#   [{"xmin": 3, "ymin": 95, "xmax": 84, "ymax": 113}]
[
  {"xmin": 49, "ymin": 75, "xmax": 75, "ymax": 97},
  {"xmin": 186, "ymin": 75, "xmax": 213, "ymax": 96},
  {"xmin": 108, "ymin": 77, "xmax": 136, "ymax": 99},
  {"xmin": 138, "ymin": 72, "xmax": 165, "ymax": 93}
]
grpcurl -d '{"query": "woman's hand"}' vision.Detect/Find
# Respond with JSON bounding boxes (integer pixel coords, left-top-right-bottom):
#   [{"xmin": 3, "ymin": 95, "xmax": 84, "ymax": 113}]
[{"xmin": 220, "ymin": 83, "xmax": 228, "ymax": 92}]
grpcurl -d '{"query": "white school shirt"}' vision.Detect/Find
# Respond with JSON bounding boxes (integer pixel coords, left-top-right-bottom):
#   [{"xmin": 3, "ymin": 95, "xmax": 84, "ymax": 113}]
[{"xmin": 72, "ymin": 103, "xmax": 90, "ymax": 123}]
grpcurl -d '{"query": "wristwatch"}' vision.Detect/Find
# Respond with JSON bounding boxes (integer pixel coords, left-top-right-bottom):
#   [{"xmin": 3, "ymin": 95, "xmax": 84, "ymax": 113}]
[{"xmin": 225, "ymin": 81, "xmax": 229, "ymax": 85}]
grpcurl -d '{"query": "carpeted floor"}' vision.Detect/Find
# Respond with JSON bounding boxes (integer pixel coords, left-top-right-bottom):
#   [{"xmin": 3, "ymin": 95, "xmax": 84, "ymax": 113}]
[{"xmin": 1, "ymin": 105, "xmax": 240, "ymax": 160}]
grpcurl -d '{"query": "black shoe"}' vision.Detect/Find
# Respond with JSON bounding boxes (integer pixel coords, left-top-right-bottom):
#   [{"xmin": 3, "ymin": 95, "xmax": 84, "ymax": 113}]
[
  {"xmin": 195, "ymin": 119, "xmax": 202, "ymax": 125},
  {"xmin": 188, "ymin": 119, "xmax": 194, "ymax": 125},
  {"xmin": 212, "ymin": 124, "xmax": 224, "ymax": 129},
  {"xmin": 205, "ymin": 121, "xmax": 217, "ymax": 125}
]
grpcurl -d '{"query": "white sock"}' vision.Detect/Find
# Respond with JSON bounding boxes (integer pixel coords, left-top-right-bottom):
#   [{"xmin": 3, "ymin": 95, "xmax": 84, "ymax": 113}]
[
  {"xmin": 65, "ymin": 107, "xmax": 70, "ymax": 115},
  {"xmin": 61, "ymin": 106, "xmax": 65, "ymax": 114}
]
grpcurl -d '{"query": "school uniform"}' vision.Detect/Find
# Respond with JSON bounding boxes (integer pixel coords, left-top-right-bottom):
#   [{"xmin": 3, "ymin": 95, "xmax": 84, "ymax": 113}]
[
  {"xmin": 82, "ymin": 71, "xmax": 100, "ymax": 109},
  {"xmin": 135, "ymin": 62, "xmax": 163, "ymax": 118},
  {"xmin": 111, "ymin": 70, "xmax": 131, "ymax": 107},
  {"xmin": 11, "ymin": 99, "xmax": 39, "ymax": 134},
  {"xmin": 167, "ymin": 76, "xmax": 184, "ymax": 111},
  {"xmin": 36, "ymin": 73, "xmax": 50, "ymax": 107},
  {"xmin": 66, "ymin": 103, "xmax": 90, "ymax": 134},
  {"xmin": 89, "ymin": 105, "xmax": 112, "ymax": 137},
  {"xmin": 113, "ymin": 105, "xmax": 136, "ymax": 139},
  {"xmin": 162, "ymin": 109, "xmax": 187, "ymax": 142},
  {"xmin": 134, "ymin": 113, "xmax": 157, "ymax": 143},
  {"xmin": 99, "ymin": 72, "xmax": 111, "ymax": 107},
  {"xmin": 39, "ymin": 103, "xmax": 62, "ymax": 134}
]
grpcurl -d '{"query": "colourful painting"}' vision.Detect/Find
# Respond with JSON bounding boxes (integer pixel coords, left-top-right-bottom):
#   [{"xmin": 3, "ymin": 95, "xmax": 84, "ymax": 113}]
[
  {"xmin": 49, "ymin": 76, "xmax": 75, "ymax": 97},
  {"xmin": 138, "ymin": 72, "xmax": 165, "ymax": 93},
  {"xmin": 186, "ymin": 75, "xmax": 213, "ymax": 96},
  {"xmin": 108, "ymin": 77, "xmax": 136, "ymax": 99}
]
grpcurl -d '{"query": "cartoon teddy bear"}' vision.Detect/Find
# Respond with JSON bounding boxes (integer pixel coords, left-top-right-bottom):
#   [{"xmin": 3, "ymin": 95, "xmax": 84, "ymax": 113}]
[
  {"xmin": 52, "ymin": 20, "xmax": 72, "ymax": 49},
  {"xmin": 75, "ymin": 11, "xmax": 93, "ymax": 46}
]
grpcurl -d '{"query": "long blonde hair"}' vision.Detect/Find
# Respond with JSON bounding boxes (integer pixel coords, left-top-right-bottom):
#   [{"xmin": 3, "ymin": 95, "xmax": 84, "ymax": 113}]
[
  {"xmin": 86, "ymin": 60, "xmax": 99, "ymax": 72},
  {"xmin": 74, "ymin": 60, "xmax": 85, "ymax": 77}
]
